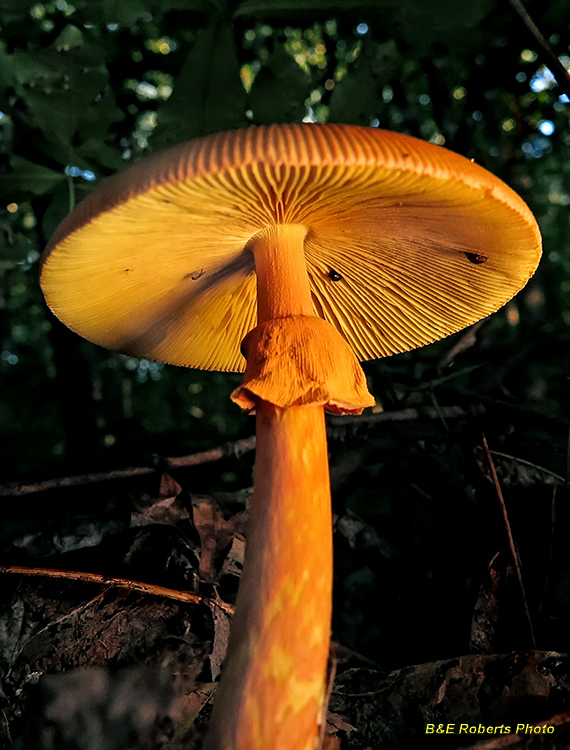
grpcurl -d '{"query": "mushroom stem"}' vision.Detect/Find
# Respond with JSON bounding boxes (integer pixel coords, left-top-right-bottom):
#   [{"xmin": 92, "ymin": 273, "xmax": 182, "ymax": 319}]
[
  {"xmin": 250, "ymin": 223, "xmax": 314, "ymax": 321},
  {"xmin": 205, "ymin": 223, "xmax": 332, "ymax": 749},
  {"xmin": 206, "ymin": 223, "xmax": 372, "ymax": 749},
  {"xmin": 205, "ymin": 402, "xmax": 332, "ymax": 750}
]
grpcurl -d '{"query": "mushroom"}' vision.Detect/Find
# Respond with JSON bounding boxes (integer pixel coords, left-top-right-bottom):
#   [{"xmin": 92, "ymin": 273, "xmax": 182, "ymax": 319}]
[{"xmin": 40, "ymin": 123, "xmax": 542, "ymax": 750}]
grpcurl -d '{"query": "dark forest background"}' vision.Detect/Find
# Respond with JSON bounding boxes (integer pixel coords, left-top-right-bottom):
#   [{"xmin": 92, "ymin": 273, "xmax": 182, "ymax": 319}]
[{"xmin": 1, "ymin": 0, "xmax": 570, "ymax": 747}]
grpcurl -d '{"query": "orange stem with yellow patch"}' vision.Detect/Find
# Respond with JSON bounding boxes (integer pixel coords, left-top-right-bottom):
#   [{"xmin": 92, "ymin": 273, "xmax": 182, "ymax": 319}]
[
  {"xmin": 205, "ymin": 403, "xmax": 332, "ymax": 750},
  {"xmin": 205, "ymin": 224, "xmax": 370, "ymax": 750}
]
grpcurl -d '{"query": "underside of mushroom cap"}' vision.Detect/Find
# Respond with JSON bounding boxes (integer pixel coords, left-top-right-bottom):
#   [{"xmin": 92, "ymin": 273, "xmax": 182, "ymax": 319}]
[
  {"xmin": 231, "ymin": 315, "xmax": 376, "ymax": 413},
  {"xmin": 40, "ymin": 124, "xmax": 542, "ymax": 372}
]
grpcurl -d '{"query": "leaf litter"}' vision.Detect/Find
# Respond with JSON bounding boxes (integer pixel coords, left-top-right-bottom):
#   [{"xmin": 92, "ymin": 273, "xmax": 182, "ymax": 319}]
[{"xmin": 2, "ymin": 469, "xmax": 570, "ymax": 748}]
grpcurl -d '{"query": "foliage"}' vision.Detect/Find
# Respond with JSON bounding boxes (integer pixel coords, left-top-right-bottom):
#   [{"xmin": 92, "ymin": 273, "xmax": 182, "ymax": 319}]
[{"xmin": 1, "ymin": 0, "xmax": 570, "ymax": 707}]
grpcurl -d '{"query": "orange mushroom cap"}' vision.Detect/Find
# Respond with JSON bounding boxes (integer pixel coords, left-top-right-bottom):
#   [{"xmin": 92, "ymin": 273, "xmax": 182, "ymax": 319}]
[{"xmin": 40, "ymin": 123, "xmax": 542, "ymax": 372}]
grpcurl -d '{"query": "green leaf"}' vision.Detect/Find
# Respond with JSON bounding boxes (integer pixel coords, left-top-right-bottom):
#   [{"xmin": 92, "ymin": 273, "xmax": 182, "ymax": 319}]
[
  {"xmin": 151, "ymin": 21, "xmax": 247, "ymax": 148},
  {"xmin": 76, "ymin": 88, "xmax": 125, "ymax": 160},
  {"xmin": 0, "ymin": 232, "xmax": 35, "ymax": 271},
  {"xmin": 75, "ymin": 140, "xmax": 125, "ymax": 172},
  {"xmin": 249, "ymin": 49, "xmax": 310, "ymax": 124},
  {"xmin": 328, "ymin": 63, "xmax": 379, "ymax": 126},
  {"xmin": 40, "ymin": 184, "xmax": 75, "ymax": 241},
  {"xmin": 0, "ymin": 0, "xmax": 34, "ymax": 23},
  {"xmin": 51, "ymin": 24, "xmax": 85, "ymax": 52},
  {"xmin": 0, "ymin": 156, "xmax": 65, "ymax": 201},
  {"xmin": 4, "ymin": 46, "xmax": 108, "ymax": 148},
  {"xmin": 234, "ymin": 0, "xmax": 387, "ymax": 17},
  {"xmin": 233, "ymin": 0, "xmax": 492, "ymax": 24},
  {"xmin": 100, "ymin": 0, "xmax": 151, "ymax": 25},
  {"xmin": 78, "ymin": 0, "xmax": 223, "ymax": 24},
  {"xmin": 20, "ymin": 88, "xmax": 80, "ymax": 148},
  {"xmin": 151, "ymin": 0, "xmax": 225, "ymax": 9},
  {"xmin": 397, "ymin": 0, "xmax": 493, "ymax": 50},
  {"xmin": 0, "ymin": 0, "xmax": 33, "ymax": 7},
  {"xmin": 370, "ymin": 39, "xmax": 402, "ymax": 81},
  {"xmin": 4, "ymin": 50, "xmax": 62, "ymax": 87}
]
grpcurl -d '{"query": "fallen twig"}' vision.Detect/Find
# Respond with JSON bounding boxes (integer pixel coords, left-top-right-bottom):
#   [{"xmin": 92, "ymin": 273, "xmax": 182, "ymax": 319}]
[
  {"xmin": 3, "ymin": 402, "xmax": 563, "ymax": 498},
  {"xmin": 0, "ymin": 436, "xmax": 257, "ymax": 498},
  {"xmin": 328, "ymin": 405, "xmax": 474, "ymax": 426},
  {"xmin": 504, "ymin": 0, "xmax": 570, "ymax": 100},
  {"xmin": 0, "ymin": 565, "xmax": 234, "ymax": 616},
  {"xmin": 481, "ymin": 435, "xmax": 536, "ymax": 649},
  {"xmin": 1, "ymin": 409, "xmax": 474, "ymax": 497}
]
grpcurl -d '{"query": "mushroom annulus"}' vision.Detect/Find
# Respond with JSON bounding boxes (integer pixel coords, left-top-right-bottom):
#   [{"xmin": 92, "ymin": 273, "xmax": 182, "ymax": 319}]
[{"xmin": 40, "ymin": 123, "xmax": 542, "ymax": 750}]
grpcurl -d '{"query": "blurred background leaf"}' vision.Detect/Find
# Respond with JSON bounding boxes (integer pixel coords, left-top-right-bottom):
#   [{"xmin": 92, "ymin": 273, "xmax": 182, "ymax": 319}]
[{"xmin": 152, "ymin": 20, "xmax": 248, "ymax": 147}]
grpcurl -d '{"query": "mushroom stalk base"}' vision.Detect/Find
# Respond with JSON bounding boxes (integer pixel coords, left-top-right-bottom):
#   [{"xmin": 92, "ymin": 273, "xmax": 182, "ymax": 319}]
[{"xmin": 204, "ymin": 401, "xmax": 332, "ymax": 750}]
